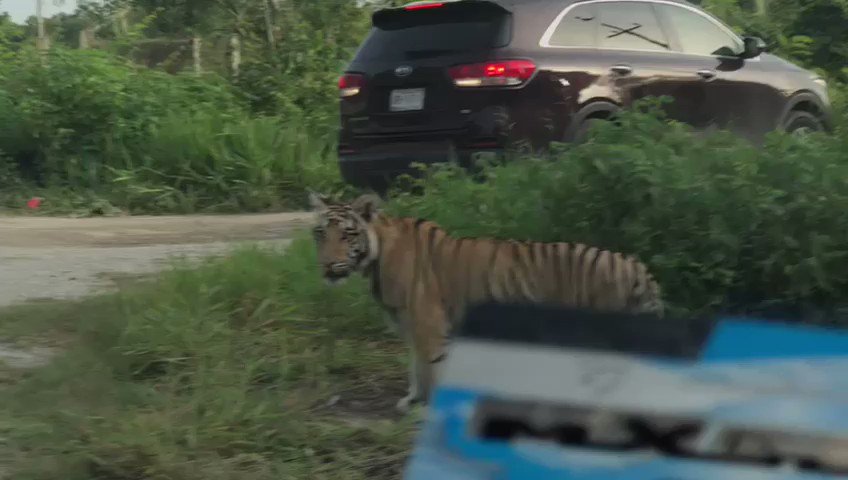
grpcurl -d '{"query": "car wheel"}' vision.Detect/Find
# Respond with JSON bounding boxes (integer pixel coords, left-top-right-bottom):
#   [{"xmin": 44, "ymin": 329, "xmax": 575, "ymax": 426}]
[
  {"xmin": 783, "ymin": 110, "xmax": 824, "ymax": 137},
  {"xmin": 573, "ymin": 117, "xmax": 608, "ymax": 144}
]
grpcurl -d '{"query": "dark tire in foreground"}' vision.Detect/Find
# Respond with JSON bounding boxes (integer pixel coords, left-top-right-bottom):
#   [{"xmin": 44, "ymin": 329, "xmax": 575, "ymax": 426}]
[
  {"xmin": 573, "ymin": 118, "xmax": 608, "ymax": 144},
  {"xmin": 782, "ymin": 110, "xmax": 825, "ymax": 137}
]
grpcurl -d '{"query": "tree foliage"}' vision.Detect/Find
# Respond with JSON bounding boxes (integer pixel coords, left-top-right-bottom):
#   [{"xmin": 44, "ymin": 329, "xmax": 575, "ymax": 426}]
[{"xmin": 701, "ymin": 0, "xmax": 848, "ymax": 80}]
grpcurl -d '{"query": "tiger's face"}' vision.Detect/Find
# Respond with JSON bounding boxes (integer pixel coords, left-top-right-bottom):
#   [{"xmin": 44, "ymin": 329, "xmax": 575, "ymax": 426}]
[{"xmin": 308, "ymin": 192, "xmax": 381, "ymax": 285}]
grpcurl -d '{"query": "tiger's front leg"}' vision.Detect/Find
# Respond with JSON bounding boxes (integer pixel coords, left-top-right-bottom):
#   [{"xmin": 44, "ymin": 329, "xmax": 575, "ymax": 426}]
[
  {"xmin": 395, "ymin": 288, "xmax": 449, "ymax": 413},
  {"xmin": 396, "ymin": 342, "xmax": 443, "ymax": 413},
  {"xmin": 396, "ymin": 346, "xmax": 425, "ymax": 413},
  {"xmin": 394, "ymin": 311, "xmax": 426, "ymax": 413}
]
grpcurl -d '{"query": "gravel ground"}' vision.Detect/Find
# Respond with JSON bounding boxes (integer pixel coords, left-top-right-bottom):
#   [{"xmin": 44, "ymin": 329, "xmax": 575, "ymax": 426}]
[
  {"xmin": 0, "ymin": 212, "xmax": 311, "ymax": 308},
  {"xmin": 0, "ymin": 212, "xmax": 312, "ymax": 367}
]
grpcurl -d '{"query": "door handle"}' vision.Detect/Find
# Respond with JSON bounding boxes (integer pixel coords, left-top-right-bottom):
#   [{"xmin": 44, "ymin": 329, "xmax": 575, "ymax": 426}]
[
  {"xmin": 610, "ymin": 64, "xmax": 633, "ymax": 75},
  {"xmin": 696, "ymin": 69, "xmax": 717, "ymax": 81}
]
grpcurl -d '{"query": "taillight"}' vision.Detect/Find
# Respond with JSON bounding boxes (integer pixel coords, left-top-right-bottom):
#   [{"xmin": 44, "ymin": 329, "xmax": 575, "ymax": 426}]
[
  {"xmin": 339, "ymin": 73, "xmax": 364, "ymax": 98},
  {"xmin": 404, "ymin": 2, "xmax": 445, "ymax": 10},
  {"xmin": 448, "ymin": 60, "xmax": 537, "ymax": 88}
]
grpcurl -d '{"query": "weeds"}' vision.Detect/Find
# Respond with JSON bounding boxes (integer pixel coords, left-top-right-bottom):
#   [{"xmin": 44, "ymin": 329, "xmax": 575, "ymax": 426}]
[
  {"xmin": 0, "ymin": 48, "xmax": 348, "ymax": 215},
  {"xmin": 1, "ymin": 238, "xmax": 415, "ymax": 480}
]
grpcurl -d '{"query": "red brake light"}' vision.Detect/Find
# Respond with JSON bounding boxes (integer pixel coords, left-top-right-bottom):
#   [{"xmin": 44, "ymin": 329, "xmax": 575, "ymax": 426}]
[
  {"xmin": 338, "ymin": 73, "xmax": 364, "ymax": 98},
  {"xmin": 404, "ymin": 2, "xmax": 445, "ymax": 10},
  {"xmin": 448, "ymin": 60, "xmax": 537, "ymax": 88}
]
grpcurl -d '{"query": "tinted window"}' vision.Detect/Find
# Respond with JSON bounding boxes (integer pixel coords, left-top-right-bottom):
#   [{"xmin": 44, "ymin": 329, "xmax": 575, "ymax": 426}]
[
  {"xmin": 548, "ymin": 3, "xmax": 597, "ymax": 47},
  {"xmin": 356, "ymin": 11, "xmax": 510, "ymax": 61},
  {"xmin": 659, "ymin": 4, "xmax": 742, "ymax": 56},
  {"xmin": 596, "ymin": 2, "xmax": 671, "ymax": 52}
]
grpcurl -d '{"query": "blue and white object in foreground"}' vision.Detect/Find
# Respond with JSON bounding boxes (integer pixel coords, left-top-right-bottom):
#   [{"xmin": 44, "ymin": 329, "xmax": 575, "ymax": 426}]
[{"xmin": 402, "ymin": 303, "xmax": 848, "ymax": 479}]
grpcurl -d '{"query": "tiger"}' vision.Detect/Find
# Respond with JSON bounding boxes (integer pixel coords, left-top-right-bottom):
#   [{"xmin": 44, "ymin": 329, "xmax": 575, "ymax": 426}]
[{"xmin": 308, "ymin": 191, "xmax": 664, "ymax": 412}]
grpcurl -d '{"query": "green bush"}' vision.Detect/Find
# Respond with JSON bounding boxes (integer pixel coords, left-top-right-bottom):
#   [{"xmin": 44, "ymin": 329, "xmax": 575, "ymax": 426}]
[
  {"xmin": 389, "ymin": 99, "xmax": 848, "ymax": 323},
  {"xmin": 0, "ymin": 47, "xmax": 345, "ymax": 213},
  {"xmin": 0, "ymin": 48, "xmax": 241, "ymax": 174}
]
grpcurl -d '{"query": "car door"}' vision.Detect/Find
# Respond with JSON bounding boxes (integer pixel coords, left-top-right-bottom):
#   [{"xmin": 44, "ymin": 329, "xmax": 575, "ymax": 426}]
[
  {"xmin": 591, "ymin": 0, "xmax": 714, "ymax": 127},
  {"xmin": 654, "ymin": 2, "xmax": 765, "ymax": 139},
  {"xmin": 536, "ymin": 1, "xmax": 606, "ymax": 144}
]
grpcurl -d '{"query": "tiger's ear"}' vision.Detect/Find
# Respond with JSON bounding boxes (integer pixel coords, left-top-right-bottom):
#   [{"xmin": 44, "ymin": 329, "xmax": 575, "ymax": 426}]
[
  {"xmin": 308, "ymin": 190, "xmax": 330, "ymax": 212},
  {"xmin": 351, "ymin": 193, "xmax": 383, "ymax": 222}
]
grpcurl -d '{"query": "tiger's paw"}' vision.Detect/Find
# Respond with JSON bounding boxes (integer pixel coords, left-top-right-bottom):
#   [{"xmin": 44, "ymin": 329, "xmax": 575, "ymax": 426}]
[{"xmin": 395, "ymin": 393, "xmax": 422, "ymax": 413}]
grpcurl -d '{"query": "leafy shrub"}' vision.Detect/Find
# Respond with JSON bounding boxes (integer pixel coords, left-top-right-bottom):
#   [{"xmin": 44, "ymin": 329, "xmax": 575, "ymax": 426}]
[
  {"xmin": 0, "ymin": 47, "xmax": 242, "ymax": 180},
  {"xmin": 0, "ymin": 47, "xmax": 346, "ymax": 213},
  {"xmin": 390, "ymin": 99, "xmax": 848, "ymax": 323},
  {"xmin": 106, "ymin": 112, "xmax": 345, "ymax": 212}
]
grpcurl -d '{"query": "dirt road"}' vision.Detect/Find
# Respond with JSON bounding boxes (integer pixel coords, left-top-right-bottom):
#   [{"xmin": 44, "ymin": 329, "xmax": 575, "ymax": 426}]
[
  {"xmin": 0, "ymin": 213, "xmax": 311, "ymax": 479},
  {"xmin": 0, "ymin": 213, "xmax": 315, "ymax": 477},
  {"xmin": 0, "ymin": 212, "xmax": 312, "ymax": 308}
]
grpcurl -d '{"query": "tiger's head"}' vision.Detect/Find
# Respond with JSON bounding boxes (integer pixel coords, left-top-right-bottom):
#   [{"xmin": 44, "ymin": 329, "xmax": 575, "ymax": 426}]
[{"xmin": 308, "ymin": 191, "xmax": 382, "ymax": 285}]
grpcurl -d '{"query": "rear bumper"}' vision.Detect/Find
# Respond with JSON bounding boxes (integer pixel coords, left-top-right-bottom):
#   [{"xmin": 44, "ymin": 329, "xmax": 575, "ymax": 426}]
[{"xmin": 338, "ymin": 141, "xmax": 500, "ymax": 189}]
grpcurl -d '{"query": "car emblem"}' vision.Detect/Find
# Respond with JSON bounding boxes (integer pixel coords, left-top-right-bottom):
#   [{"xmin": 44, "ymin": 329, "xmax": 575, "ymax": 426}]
[{"xmin": 394, "ymin": 65, "xmax": 413, "ymax": 77}]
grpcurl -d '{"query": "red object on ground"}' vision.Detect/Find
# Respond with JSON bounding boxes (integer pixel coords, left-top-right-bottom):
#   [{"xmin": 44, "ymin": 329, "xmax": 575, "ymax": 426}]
[{"xmin": 27, "ymin": 198, "xmax": 42, "ymax": 209}]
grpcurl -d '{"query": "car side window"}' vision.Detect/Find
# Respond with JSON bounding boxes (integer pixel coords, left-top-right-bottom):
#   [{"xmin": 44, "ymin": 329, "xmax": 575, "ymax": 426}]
[
  {"xmin": 658, "ymin": 4, "xmax": 743, "ymax": 56},
  {"xmin": 547, "ymin": 3, "xmax": 598, "ymax": 48},
  {"xmin": 596, "ymin": 1, "xmax": 672, "ymax": 52}
]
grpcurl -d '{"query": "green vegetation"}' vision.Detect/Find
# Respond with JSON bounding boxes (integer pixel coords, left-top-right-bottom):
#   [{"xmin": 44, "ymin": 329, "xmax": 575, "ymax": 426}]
[
  {"xmin": 0, "ymin": 1, "xmax": 376, "ymax": 214},
  {"xmin": 3, "ymin": 0, "xmax": 848, "ymax": 478},
  {"xmin": 390, "ymin": 100, "xmax": 848, "ymax": 323},
  {"xmin": 1, "ymin": 0, "xmax": 847, "ymax": 213},
  {"xmin": 702, "ymin": 0, "xmax": 848, "ymax": 81},
  {"xmin": 5, "ymin": 101, "xmax": 847, "ymax": 477},
  {"xmin": 1, "ymin": 239, "xmax": 417, "ymax": 480},
  {"xmin": 0, "ymin": 48, "xmax": 345, "ymax": 214}
]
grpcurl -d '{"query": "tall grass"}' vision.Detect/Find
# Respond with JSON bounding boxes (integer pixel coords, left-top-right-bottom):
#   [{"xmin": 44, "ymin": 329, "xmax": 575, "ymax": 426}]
[
  {"xmin": 0, "ymin": 47, "xmax": 347, "ymax": 214},
  {"xmin": 2, "ymin": 237, "xmax": 415, "ymax": 480},
  {"xmin": 106, "ymin": 113, "xmax": 344, "ymax": 213},
  {"xmin": 0, "ymin": 113, "xmax": 344, "ymax": 214}
]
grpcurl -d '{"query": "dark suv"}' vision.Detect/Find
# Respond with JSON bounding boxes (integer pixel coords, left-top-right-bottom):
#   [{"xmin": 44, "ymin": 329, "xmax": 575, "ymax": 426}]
[{"xmin": 337, "ymin": 0, "xmax": 832, "ymax": 192}]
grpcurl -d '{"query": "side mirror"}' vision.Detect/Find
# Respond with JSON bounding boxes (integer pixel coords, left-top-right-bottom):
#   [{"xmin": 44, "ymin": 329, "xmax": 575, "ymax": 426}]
[{"xmin": 740, "ymin": 36, "xmax": 767, "ymax": 59}]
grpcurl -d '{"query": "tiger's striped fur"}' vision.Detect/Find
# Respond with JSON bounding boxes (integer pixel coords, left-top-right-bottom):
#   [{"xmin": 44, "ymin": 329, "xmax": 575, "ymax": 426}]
[{"xmin": 308, "ymin": 192, "xmax": 664, "ymax": 412}]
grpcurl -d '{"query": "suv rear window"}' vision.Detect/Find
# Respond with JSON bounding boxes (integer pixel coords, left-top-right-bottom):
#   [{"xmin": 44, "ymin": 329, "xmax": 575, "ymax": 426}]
[{"xmin": 356, "ymin": 6, "xmax": 512, "ymax": 61}]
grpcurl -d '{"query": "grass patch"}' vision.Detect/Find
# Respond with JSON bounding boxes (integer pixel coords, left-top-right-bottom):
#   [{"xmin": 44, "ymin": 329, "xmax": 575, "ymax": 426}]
[{"xmin": 1, "ymin": 236, "xmax": 416, "ymax": 480}]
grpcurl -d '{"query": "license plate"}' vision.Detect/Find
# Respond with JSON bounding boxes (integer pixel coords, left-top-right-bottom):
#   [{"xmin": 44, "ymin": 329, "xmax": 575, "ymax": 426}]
[{"xmin": 389, "ymin": 88, "xmax": 425, "ymax": 112}]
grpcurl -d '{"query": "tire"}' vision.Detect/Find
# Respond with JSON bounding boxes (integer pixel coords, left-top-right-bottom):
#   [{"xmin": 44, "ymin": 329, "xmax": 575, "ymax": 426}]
[
  {"xmin": 573, "ymin": 117, "xmax": 608, "ymax": 144},
  {"xmin": 782, "ymin": 110, "xmax": 824, "ymax": 137}
]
